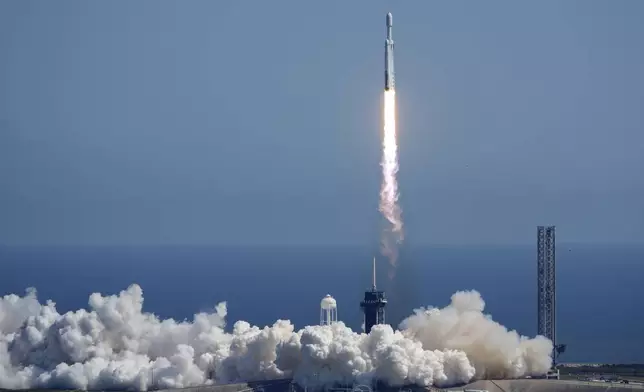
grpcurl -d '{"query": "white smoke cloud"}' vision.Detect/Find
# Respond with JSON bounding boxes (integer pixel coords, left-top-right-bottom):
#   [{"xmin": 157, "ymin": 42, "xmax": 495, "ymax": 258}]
[{"xmin": 0, "ymin": 285, "xmax": 552, "ymax": 391}]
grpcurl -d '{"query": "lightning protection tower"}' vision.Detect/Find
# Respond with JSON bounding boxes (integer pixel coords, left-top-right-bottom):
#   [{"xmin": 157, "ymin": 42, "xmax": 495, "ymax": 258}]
[
  {"xmin": 360, "ymin": 257, "xmax": 387, "ymax": 334},
  {"xmin": 320, "ymin": 294, "xmax": 338, "ymax": 326},
  {"xmin": 537, "ymin": 225, "xmax": 557, "ymax": 367}
]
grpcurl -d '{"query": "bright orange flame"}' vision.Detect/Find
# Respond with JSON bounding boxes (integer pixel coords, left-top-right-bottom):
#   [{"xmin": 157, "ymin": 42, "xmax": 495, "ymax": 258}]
[{"xmin": 380, "ymin": 90, "xmax": 403, "ymax": 272}]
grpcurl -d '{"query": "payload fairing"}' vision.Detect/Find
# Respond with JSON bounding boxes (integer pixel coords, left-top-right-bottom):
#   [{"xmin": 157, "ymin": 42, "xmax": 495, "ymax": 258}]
[{"xmin": 384, "ymin": 12, "xmax": 395, "ymax": 91}]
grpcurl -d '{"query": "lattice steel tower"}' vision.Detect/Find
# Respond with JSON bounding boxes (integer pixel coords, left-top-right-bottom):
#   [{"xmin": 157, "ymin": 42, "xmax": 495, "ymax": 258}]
[{"xmin": 537, "ymin": 225, "xmax": 557, "ymax": 366}]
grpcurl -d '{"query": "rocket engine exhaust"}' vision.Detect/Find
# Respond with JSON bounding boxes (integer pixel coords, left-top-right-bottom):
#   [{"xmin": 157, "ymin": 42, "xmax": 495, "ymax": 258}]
[
  {"xmin": 0, "ymin": 285, "xmax": 554, "ymax": 390},
  {"xmin": 380, "ymin": 12, "xmax": 403, "ymax": 277}
]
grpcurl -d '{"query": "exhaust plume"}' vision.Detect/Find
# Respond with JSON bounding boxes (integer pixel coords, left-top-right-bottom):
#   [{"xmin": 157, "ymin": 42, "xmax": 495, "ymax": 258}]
[
  {"xmin": 380, "ymin": 90, "xmax": 403, "ymax": 276},
  {"xmin": 0, "ymin": 285, "xmax": 553, "ymax": 390}
]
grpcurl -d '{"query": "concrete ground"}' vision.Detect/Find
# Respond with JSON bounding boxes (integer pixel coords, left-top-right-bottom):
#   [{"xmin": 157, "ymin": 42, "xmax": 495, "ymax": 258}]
[
  {"xmin": 161, "ymin": 378, "xmax": 644, "ymax": 392},
  {"xmin": 448, "ymin": 379, "xmax": 644, "ymax": 392},
  {"xmin": 4, "ymin": 377, "xmax": 644, "ymax": 392},
  {"xmin": 160, "ymin": 379, "xmax": 293, "ymax": 392}
]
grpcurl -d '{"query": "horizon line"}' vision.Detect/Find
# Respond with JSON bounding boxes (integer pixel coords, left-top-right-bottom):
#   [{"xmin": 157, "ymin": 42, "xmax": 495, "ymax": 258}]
[{"xmin": 1, "ymin": 242, "xmax": 642, "ymax": 248}]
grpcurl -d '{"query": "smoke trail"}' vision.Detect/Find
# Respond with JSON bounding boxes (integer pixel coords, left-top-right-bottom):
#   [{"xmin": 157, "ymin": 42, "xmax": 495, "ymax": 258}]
[
  {"xmin": 380, "ymin": 89, "xmax": 403, "ymax": 276},
  {"xmin": 0, "ymin": 285, "xmax": 553, "ymax": 390}
]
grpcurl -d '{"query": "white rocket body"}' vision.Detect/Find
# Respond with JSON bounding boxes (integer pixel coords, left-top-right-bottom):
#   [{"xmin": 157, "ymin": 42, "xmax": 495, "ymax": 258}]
[{"xmin": 385, "ymin": 12, "xmax": 395, "ymax": 91}]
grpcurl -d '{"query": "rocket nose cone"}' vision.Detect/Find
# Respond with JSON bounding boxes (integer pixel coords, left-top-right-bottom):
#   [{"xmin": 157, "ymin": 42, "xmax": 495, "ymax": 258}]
[{"xmin": 386, "ymin": 12, "xmax": 392, "ymax": 26}]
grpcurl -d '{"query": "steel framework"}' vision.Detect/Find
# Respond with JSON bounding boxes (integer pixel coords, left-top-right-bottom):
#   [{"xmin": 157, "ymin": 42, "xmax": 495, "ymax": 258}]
[{"xmin": 537, "ymin": 226, "xmax": 556, "ymax": 365}]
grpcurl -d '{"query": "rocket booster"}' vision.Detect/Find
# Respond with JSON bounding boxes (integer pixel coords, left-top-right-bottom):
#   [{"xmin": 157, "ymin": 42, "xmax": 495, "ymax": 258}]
[{"xmin": 384, "ymin": 12, "xmax": 395, "ymax": 91}]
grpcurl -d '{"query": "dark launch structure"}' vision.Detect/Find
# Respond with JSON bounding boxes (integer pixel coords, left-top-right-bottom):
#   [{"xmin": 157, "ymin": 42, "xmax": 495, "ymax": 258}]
[
  {"xmin": 537, "ymin": 226, "xmax": 556, "ymax": 345},
  {"xmin": 537, "ymin": 225, "xmax": 566, "ymax": 367},
  {"xmin": 361, "ymin": 258, "xmax": 387, "ymax": 334}
]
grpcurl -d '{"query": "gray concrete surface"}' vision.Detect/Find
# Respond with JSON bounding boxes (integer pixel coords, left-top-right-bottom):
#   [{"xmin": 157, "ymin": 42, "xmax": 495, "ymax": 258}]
[
  {"xmin": 160, "ymin": 378, "xmax": 293, "ymax": 392},
  {"xmin": 159, "ymin": 378, "xmax": 644, "ymax": 392},
  {"xmin": 445, "ymin": 379, "xmax": 644, "ymax": 392},
  {"xmin": 4, "ymin": 377, "xmax": 643, "ymax": 392}
]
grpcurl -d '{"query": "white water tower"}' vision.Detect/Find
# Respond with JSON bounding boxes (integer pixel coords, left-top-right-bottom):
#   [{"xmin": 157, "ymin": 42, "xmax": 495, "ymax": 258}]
[{"xmin": 320, "ymin": 294, "xmax": 338, "ymax": 325}]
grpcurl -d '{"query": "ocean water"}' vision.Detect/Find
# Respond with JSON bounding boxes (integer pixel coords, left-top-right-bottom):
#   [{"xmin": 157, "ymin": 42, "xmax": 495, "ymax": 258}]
[{"xmin": 0, "ymin": 244, "xmax": 642, "ymax": 364}]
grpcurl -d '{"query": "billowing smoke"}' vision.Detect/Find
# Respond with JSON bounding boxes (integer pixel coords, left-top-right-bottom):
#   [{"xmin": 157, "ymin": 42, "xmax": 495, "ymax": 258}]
[
  {"xmin": 380, "ymin": 90, "xmax": 403, "ymax": 278},
  {"xmin": 0, "ymin": 285, "xmax": 552, "ymax": 390}
]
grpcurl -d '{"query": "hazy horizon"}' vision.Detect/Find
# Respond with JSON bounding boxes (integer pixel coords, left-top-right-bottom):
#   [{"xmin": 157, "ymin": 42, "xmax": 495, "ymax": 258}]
[
  {"xmin": 2, "ymin": 241, "xmax": 642, "ymax": 248},
  {"xmin": 1, "ymin": 244, "xmax": 642, "ymax": 364}
]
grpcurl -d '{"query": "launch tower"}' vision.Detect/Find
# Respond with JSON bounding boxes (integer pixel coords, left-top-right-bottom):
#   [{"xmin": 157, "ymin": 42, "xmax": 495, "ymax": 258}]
[
  {"xmin": 537, "ymin": 225, "xmax": 565, "ymax": 367},
  {"xmin": 360, "ymin": 258, "xmax": 387, "ymax": 334}
]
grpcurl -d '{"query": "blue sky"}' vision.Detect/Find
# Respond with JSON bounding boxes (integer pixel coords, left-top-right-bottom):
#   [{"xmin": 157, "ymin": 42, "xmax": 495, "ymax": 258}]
[{"xmin": 1, "ymin": 1, "xmax": 642, "ymax": 246}]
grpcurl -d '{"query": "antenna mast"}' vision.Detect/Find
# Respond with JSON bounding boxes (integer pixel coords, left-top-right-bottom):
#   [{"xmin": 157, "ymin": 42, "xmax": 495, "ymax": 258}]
[{"xmin": 372, "ymin": 257, "xmax": 377, "ymax": 290}]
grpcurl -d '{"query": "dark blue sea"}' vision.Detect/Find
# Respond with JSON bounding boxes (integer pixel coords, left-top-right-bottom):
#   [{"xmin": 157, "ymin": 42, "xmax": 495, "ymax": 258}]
[{"xmin": 0, "ymin": 244, "xmax": 642, "ymax": 363}]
